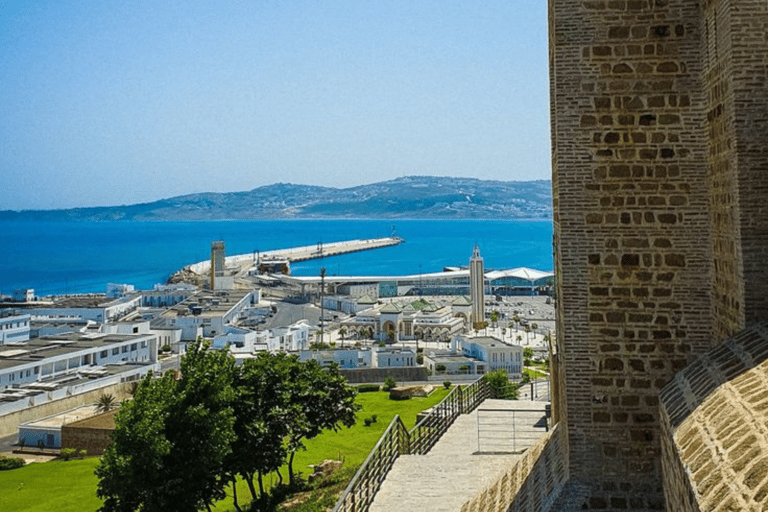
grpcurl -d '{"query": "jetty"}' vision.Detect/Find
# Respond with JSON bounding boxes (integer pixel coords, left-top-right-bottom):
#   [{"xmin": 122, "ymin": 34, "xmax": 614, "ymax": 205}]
[{"xmin": 170, "ymin": 237, "xmax": 403, "ymax": 284}]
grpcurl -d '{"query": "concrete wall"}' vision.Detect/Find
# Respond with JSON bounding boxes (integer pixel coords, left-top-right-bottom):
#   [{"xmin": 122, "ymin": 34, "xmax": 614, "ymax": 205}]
[{"xmin": 0, "ymin": 381, "xmax": 132, "ymax": 437}]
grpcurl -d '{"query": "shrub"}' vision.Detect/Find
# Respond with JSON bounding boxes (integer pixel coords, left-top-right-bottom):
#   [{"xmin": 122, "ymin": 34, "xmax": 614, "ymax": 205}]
[
  {"xmin": 363, "ymin": 417, "xmax": 373, "ymax": 427},
  {"xmin": 484, "ymin": 369, "xmax": 518, "ymax": 399},
  {"xmin": 0, "ymin": 456, "xmax": 25, "ymax": 471},
  {"xmin": 435, "ymin": 364, "xmax": 446, "ymax": 372},
  {"xmin": 61, "ymin": 448, "xmax": 77, "ymax": 461},
  {"xmin": 382, "ymin": 376, "xmax": 397, "ymax": 391},
  {"xmin": 161, "ymin": 344, "xmax": 171, "ymax": 352},
  {"xmin": 78, "ymin": 449, "xmax": 88, "ymax": 458},
  {"xmin": 371, "ymin": 414, "xmax": 377, "ymax": 423},
  {"xmin": 443, "ymin": 381, "xmax": 452, "ymax": 389},
  {"xmin": 356, "ymin": 384, "xmax": 380, "ymax": 393}
]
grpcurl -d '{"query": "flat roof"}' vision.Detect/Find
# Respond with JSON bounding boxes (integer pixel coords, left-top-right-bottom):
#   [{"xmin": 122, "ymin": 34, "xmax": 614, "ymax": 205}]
[
  {"xmin": 0, "ymin": 332, "xmax": 151, "ymax": 370},
  {"xmin": 162, "ymin": 290, "xmax": 251, "ymax": 319},
  {"xmin": 22, "ymin": 404, "xmax": 101, "ymax": 429}
]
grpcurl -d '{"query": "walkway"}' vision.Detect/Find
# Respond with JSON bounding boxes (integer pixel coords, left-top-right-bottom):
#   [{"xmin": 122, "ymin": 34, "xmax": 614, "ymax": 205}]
[{"xmin": 369, "ymin": 399, "xmax": 549, "ymax": 512}]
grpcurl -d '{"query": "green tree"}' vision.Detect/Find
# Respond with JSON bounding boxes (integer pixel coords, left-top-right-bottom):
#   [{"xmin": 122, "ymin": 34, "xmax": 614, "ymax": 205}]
[
  {"xmin": 227, "ymin": 353, "xmax": 290, "ymax": 505},
  {"xmin": 284, "ymin": 359, "xmax": 359, "ymax": 486},
  {"xmin": 490, "ymin": 310, "xmax": 499, "ymax": 327},
  {"xmin": 483, "ymin": 370, "xmax": 517, "ymax": 399},
  {"xmin": 523, "ymin": 347, "xmax": 534, "ymax": 366},
  {"xmin": 96, "ymin": 340, "xmax": 237, "ymax": 512},
  {"xmin": 338, "ymin": 326, "xmax": 347, "ymax": 348}
]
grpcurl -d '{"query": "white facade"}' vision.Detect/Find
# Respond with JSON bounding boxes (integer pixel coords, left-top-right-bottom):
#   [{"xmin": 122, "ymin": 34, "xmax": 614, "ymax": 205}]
[
  {"xmin": 373, "ymin": 347, "xmax": 417, "ymax": 368},
  {"xmin": 299, "ymin": 349, "xmax": 360, "ymax": 369},
  {"xmin": 451, "ymin": 335, "xmax": 523, "ymax": 377},
  {"xmin": 0, "ymin": 332, "xmax": 159, "ymax": 391},
  {"xmin": 0, "ymin": 313, "xmax": 31, "ymax": 344},
  {"xmin": 30, "ymin": 295, "xmax": 142, "ymax": 324}
]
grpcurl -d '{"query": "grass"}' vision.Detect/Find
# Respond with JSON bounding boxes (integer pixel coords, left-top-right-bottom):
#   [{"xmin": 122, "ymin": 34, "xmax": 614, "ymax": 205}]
[{"xmin": 0, "ymin": 387, "xmax": 449, "ymax": 512}]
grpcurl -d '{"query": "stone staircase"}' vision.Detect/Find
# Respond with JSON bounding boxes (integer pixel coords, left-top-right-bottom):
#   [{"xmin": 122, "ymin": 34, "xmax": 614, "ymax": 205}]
[{"xmin": 368, "ymin": 400, "xmax": 547, "ymax": 512}]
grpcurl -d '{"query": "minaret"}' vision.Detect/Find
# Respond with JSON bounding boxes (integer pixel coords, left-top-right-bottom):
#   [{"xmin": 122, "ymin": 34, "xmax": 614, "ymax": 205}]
[{"xmin": 469, "ymin": 245, "xmax": 485, "ymax": 330}]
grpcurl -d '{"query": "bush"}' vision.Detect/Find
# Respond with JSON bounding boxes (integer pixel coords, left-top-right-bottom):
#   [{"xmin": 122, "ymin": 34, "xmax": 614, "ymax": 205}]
[
  {"xmin": 161, "ymin": 344, "xmax": 171, "ymax": 352},
  {"xmin": 0, "ymin": 456, "xmax": 25, "ymax": 471},
  {"xmin": 356, "ymin": 384, "xmax": 380, "ymax": 393},
  {"xmin": 363, "ymin": 417, "xmax": 373, "ymax": 427},
  {"xmin": 484, "ymin": 370, "xmax": 518, "ymax": 400},
  {"xmin": 435, "ymin": 364, "xmax": 446, "ymax": 373},
  {"xmin": 61, "ymin": 448, "xmax": 77, "ymax": 461},
  {"xmin": 443, "ymin": 381, "xmax": 452, "ymax": 389},
  {"xmin": 371, "ymin": 414, "xmax": 377, "ymax": 423},
  {"xmin": 382, "ymin": 376, "xmax": 397, "ymax": 391}
]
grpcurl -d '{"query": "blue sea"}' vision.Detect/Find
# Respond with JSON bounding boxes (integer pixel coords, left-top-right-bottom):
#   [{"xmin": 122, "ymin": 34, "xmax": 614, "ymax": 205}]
[{"xmin": 0, "ymin": 219, "xmax": 553, "ymax": 296}]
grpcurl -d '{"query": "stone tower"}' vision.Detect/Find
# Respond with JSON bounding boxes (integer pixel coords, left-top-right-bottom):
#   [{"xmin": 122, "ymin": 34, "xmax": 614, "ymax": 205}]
[
  {"xmin": 548, "ymin": 0, "xmax": 768, "ymax": 509},
  {"xmin": 469, "ymin": 245, "xmax": 485, "ymax": 330},
  {"xmin": 210, "ymin": 241, "xmax": 225, "ymax": 290}
]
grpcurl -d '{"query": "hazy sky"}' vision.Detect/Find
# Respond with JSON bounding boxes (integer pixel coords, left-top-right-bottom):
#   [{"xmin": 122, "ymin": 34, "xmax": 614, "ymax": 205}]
[{"xmin": 0, "ymin": 1, "xmax": 550, "ymax": 210}]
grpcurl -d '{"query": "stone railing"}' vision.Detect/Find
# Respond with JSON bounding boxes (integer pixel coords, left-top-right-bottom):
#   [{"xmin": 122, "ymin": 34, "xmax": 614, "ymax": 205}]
[
  {"xmin": 459, "ymin": 422, "xmax": 567, "ymax": 512},
  {"xmin": 332, "ymin": 377, "xmax": 490, "ymax": 512}
]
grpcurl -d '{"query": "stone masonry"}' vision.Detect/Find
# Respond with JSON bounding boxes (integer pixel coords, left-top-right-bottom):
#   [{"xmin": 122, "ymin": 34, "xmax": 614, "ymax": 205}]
[{"xmin": 548, "ymin": 0, "xmax": 768, "ymax": 509}]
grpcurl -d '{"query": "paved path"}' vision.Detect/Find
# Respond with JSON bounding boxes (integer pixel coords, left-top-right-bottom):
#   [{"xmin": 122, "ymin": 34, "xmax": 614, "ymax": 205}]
[{"xmin": 369, "ymin": 399, "xmax": 549, "ymax": 512}]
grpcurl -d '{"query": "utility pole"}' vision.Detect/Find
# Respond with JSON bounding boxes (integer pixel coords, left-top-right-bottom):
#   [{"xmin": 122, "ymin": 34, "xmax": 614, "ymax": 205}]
[{"xmin": 319, "ymin": 267, "xmax": 326, "ymax": 346}]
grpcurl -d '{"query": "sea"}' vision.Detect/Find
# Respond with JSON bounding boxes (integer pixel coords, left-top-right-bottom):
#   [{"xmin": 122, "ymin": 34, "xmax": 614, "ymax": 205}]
[{"xmin": 0, "ymin": 219, "xmax": 553, "ymax": 297}]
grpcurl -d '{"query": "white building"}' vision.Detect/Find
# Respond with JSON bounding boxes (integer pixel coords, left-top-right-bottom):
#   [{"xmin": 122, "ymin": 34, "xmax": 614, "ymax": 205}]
[
  {"xmin": 451, "ymin": 335, "xmax": 523, "ymax": 378},
  {"xmin": 373, "ymin": 347, "xmax": 417, "ymax": 368},
  {"xmin": 106, "ymin": 283, "xmax": 135, "ymax": 298},
  {"xmin": 0, "ymin": 331, "xmax": 159, "ymax": 392},
  {"xmin": 13, "ymin": 289, "xmax": 34, "ymax": 302},
  {"xmin": 0, "ymin": 312, "xmax": 31, "ymax": 345},
  {"xmin": 299, "ymin": 349, "xmax": 361, "ymax": 369},
  {"xmin": 29, "ymin": 294, "xmax": 142, "ymax": 324},
  {"xmin": 158, "ymin": 290, "xmax": 256, "ymax": 341}
]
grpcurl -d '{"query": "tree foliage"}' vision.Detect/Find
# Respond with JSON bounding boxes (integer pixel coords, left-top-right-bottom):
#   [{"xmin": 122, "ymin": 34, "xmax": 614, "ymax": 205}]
[
  {"xmin": 483, "ymin": 370, "xmax": 518, "ymax": 400},
  {"xmin": 96, "ymin": 340, "xmax": 236, "ymax": 512},
  {"xmin": 96, "ymin": 340, "xmax": 359, "ymax": 511}
]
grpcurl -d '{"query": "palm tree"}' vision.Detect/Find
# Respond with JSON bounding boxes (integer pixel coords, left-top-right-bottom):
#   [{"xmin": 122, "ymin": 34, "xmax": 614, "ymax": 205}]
[
  {"xmin": 338, "ymin": 327, "xmax": 347, "ymax": 348},
  {"xmin": 96, "ymin": 393, "xmax": 116, "ymax": 414},
  {"xmin": 490, "ymin": 310, "xmax": 499, "ymax": 328},
  {"xmin": 516, "ymin": 335, "xmax": 523, "ymax": 345}
]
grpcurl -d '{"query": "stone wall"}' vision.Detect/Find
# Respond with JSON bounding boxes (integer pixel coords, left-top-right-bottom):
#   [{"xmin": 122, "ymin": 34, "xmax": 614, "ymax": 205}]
[
  {"xmin": 339, "ymin": 367, "xmax": 428, "ymax": 384},
  {"xmin": 61, "ymin": 410, "xmax": 118, "ymax": 456},
  {"xmin": 550, "ymin": 0, "xmax": 713, "ymax": 507},
  {"xmin": 459, "ymin": 423, "xmax": 568, "ymax": 512},
  {"xmin": 659, "ymin": 323, "xmax": 768, "ymax": 510}
]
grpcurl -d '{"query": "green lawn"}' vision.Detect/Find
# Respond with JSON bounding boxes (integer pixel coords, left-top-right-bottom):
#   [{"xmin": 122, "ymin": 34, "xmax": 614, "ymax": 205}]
[{"xmin": 0, "ymin": 387, "xmax": 449, "ymax": 512}]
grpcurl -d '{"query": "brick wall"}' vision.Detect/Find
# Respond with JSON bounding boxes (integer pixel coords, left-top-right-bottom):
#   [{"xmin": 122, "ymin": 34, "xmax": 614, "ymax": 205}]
[{"xmin": 550, "ymin": 0, "xmax": 714, "ymax": 508}]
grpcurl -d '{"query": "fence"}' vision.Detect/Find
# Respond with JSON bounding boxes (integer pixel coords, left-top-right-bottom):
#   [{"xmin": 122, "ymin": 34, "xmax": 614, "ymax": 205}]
[
  {"xmin": 332, "ymin": 377, "xmax": 491, "ymax": 512},
  {"xmin": 476, "ymin": 407, "xmax": 549, "ymax": 454}
]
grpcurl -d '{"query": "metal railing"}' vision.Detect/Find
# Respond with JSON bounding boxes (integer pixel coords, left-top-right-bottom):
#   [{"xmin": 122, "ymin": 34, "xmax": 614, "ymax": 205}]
[{"xmin": 332, "ymin": 377, "xmax": 490, "ymax": 512}]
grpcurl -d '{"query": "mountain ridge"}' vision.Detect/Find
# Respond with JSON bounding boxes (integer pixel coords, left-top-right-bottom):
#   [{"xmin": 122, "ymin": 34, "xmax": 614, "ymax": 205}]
[{"xmin": 1, "ymin": 176, "xmax": 552, "ymax": 221}]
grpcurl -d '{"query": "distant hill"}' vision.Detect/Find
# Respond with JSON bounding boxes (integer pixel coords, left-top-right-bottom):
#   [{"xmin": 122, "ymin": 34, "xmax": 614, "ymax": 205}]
[{"xmin": 0, "ymin": 176, "xmax": 552, "ymax": 221}]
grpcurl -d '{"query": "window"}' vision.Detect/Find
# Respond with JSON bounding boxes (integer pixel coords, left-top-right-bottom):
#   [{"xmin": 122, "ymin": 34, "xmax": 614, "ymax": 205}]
[
  {"xmin": 130, "ymin": 343, "xmax": 137, "ymax": 351},
  {"xmin": 112, "ymin": 348, "xmax": 119, "ymax": 355},
  {"xmin": 101, "ymin": 350, "xmax": 108, "ymax": 358},
  {"xmin": 122, "ymin": 346, "xmax": 128, "ymax": 353}
]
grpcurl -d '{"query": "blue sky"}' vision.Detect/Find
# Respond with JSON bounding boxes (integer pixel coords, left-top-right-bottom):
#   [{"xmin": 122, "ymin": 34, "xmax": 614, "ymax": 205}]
[{"xmin": 0, "ymin": 1, "xmax": 550, "ymax": 210}]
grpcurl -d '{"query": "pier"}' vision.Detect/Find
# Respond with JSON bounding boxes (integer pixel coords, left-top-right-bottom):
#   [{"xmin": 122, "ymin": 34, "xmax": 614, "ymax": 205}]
[{"xmin": 178, "ymin": 237, "xmax": 404, "ymax": 280}]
